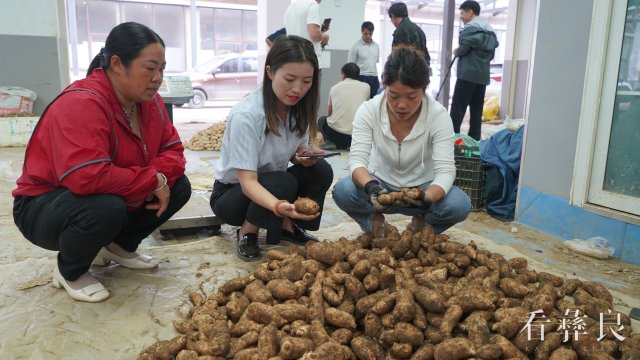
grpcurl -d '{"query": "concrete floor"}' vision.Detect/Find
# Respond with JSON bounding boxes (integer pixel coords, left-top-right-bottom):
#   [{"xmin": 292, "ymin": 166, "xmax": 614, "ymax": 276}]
[{"xmin": 0, "ymin": 108, "xmax": 638, "ymax": 359}]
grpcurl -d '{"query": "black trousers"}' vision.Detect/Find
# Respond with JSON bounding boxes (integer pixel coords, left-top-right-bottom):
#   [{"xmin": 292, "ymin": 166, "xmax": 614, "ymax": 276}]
[
  {"xmin": 13, "ymin": 175, "xmax": 191, "ymax": 280},
  {"xmin": 210, "ymin": 161, "xmax": 333, "ymax": 245},
  {"xmin": 358, "ymin": 75, "xmax": 380, "ymax": 99},
  {"xmin": 318, "ymin": 116, "xmax": 352, "ymax": 148},
  {"xmin": 450, "ymin": 78, "xmax": 487, "ymax": 141}
]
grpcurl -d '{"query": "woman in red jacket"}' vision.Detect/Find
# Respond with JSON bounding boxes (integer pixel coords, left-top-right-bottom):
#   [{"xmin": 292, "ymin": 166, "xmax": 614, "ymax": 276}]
[{"xmin": 12, "ymin": 22, "xmax": 190, "ymax": 303}]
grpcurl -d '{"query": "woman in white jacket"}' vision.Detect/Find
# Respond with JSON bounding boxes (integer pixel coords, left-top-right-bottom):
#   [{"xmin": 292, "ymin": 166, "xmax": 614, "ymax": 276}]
[{"xmin": 332, "ymin": 47, "xmax": 471, "ymax": 235}]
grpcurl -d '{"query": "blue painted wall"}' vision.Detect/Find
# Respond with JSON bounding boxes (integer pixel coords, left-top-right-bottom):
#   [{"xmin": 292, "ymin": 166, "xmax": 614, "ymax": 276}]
[{"xmin": 518, "ymin": 187, "xmax": 640, "ymax": 266}]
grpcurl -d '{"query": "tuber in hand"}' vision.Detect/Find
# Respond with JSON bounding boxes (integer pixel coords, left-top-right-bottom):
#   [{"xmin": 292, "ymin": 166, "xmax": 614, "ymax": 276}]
[{"xmin": 294, "ymin": 197, "xmax": 320, "ymax": 215}]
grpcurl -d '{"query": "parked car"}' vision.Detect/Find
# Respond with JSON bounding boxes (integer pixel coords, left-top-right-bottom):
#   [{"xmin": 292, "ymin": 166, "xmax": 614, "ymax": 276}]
[{"xmin": 176, "ymin": 52, "xmax": 259, "ymax": 108}]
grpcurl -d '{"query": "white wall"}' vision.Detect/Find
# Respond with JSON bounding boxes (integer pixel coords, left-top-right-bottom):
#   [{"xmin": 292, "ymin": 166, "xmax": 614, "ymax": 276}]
[
  {"xmin": 0, "ymin": 0, "xmax": 69, "ymax": 114},
  {"xmin": 520, "ymin": 0, "xmax": 593, "ymax": 198},
  {"xmin": 500, "ymin": 0, "xmax": 536, "ymax": 119},
  {"xmin": 319, "ymin": 0, "xmax": 366, "ymax": 50},
  {"xmin": 0, "ymin": 0, "xmax": 63, "ymax": 37}
]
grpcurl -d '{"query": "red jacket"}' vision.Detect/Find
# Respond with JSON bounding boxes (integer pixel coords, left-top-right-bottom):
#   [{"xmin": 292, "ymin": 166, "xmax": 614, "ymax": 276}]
[{"xmin": 13, "ymin": 69, "xmax": 186, "ymax": 207}]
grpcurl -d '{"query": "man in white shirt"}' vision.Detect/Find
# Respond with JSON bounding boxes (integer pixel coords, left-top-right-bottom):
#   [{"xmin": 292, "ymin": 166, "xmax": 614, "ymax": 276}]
[
  {"xmin": 318, "ymin": 63, "xmax": 370, "ymax": 150},
  {"xmin": 284, "ymin": 0, "xmax": 329, "ymax": 59},
  {"xmin": 348, "ymin": 21, "xmax": 380, "ymax": 99}
]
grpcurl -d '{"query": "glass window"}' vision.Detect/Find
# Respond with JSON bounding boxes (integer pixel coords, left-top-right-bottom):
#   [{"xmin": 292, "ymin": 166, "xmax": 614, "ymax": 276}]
[
  {"xmin": 122, "ymin": 2, "xmax": 153, "ymax": 27},
  {"xmin": 242, "ymin": 10, "xmax": 257, "ymax": 43},
  {"xmin": 216, "ymin": 42, "xmax": 240, "ymax": 53},
  {"xmin": 87, "ymin": 0, "xmax": 118, "ymax": 35},
  {"xmin": 74, "ymin": 1, "xmax": 88, "ymax": 43},
  {"xmin": 603, "ymin": 0, "xmax": 640, "ymax": 197},
  {"xmin": 240, "ymin": 57, "xmax": 258, "ymax": 72},
  {"xmin": 199, "ymin": 8, "xmax": 215, "ymax": 51},
  {"xmin": 220, "ymin": 59, "xmax": 238, "ymax": 73},
  {"xmin": 214, "ymin": 9, "xmax": 242, "ymax": 42},
  {"xmin": 421, "ymin": 23, "xmax": 441, "ymax": 63},
  {"xmin": 154, "ymin": 5, "xmax": 184, "ymax": 48}
]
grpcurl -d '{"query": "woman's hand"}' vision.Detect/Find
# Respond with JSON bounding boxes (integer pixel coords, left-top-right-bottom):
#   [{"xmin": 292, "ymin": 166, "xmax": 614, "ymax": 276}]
[
  {"xmin": 145, "ymin": 172, "xmax": 170, "ymax": 217},
  {"xmin": 292, "ymin": 147, "xmax": 324, "ymax": 167},
  {"xmin": 276, "ymin": 201, "xmax": 320, "ymax": 221}
]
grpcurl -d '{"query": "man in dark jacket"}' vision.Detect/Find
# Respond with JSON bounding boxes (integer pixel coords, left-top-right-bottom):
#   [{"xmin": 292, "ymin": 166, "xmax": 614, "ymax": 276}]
[
  {"xmin": 450, "ymin": 0, "xmax": 499, "ymax": 141},
  {"xmin": 388, "ymin": 2, "xmax": 431, "ymax": 69}
]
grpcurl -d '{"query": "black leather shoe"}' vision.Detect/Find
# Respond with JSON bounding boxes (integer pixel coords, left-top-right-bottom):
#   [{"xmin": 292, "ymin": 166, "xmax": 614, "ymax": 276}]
[
  {"xmin": 237, "ymin": 229, "xmax": 261, "ymax": 262},
  {"xmin": 280, "ymin": 224, "xmax": 318, "ymax": 245}
]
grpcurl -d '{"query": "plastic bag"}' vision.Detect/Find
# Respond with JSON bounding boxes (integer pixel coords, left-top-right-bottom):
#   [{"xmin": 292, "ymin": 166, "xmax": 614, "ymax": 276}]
[
  {"xmin": 504, "ymin": 117, "xmax": 525, "ymax": 131},
  {"xmin": 482, "ymin": 95, "xmax": 500, "ymax": 121},
  {"xmin": 0, "ymin": 86, "xmax": 37, "ymax": 115},
  {"xmin": 563, "ymin": 236, "xmax": 615, "ymax": 259}
]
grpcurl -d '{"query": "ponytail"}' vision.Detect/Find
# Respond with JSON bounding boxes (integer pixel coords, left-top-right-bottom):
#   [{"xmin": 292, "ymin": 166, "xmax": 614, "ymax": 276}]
[{"xmin": 86, "ymin": 48, "xmax": 107, "ymax": 76}]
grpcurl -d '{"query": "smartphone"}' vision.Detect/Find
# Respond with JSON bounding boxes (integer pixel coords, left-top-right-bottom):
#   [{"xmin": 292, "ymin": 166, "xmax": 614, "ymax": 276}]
[
  {"xmin": 321, "ymin": 18, "xmax": 332, "ymax": 32},
  {"xmin": 630, "ymin": 307, "xmax": 640, "ymax": 321},
  {"xmin": 298, "ymin": 152, "xmax": 340, "ymax": 159}
]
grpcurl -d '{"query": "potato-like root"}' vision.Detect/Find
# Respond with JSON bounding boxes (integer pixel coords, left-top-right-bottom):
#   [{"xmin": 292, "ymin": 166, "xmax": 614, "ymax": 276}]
[
  {"xmin": 440, "ymin": 304, "xmax": 463, "ymax": 337},
  {"xmin": 228, "ymin": 331, "xmax": 259, "ymax": 358},
  {"xmin": 294, "ymin": 197, "xmax": 319, "ymax": 215},
  {"xmin": 257, "ymin": 324, "xmax": 279, "ymax": 360},
  {"xmin": 499, "ymin": 278, "xmax": 534, "ymax": 299},
  {"xmin": 411, "ymin": 344, "xmax": 435, "ymax": 360},
  {"xmin": 325, "ymin": 307, "xmax": 357, "ymax": 330},
  {"xmin": 490, "ymin": 334, "xmax": 528, "ymax": 360},
  {"xmin": 279, "ymin": 336, "xmax": 315, "ymax": 360},
  {"xmin": 581, "ymin": 281, "xmax": 614, "ymax": 304},
  {"xmin": 549, "ymin": 347, "xmax": 578, "ymax": 360},
  {"xmin": 138, "ymin": 335, "xmax": 187, "ymax": 360},
  {"xmin": 351, "ymin": 336, "xmax": 385, "ymax": 360},
  {"xmin": 433, "ymin": 338, "xmax": 475, "ymax": 360}
]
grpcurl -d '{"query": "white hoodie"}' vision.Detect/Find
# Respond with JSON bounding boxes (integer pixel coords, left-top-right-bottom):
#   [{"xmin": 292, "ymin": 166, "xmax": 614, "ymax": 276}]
[{"xmin": 348, "ymin": 92, "xmax": 456, "ymax": 193}]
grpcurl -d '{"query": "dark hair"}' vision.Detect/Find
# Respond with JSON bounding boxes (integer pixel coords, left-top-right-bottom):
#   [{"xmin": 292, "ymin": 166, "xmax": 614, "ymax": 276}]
[
  {"xmin": 263, "ymin": 35, "xmax": 319, "ymax": 140},
  {"xmin": 87, "ymin": 22, "xmax": 165, "ymax": 77},
  {"xmin": 388, "ymin": 3, "xmax": 408, "ymax": 18},
  {"xmin": 361, "ymin": 21, "xmax": 374, "ymax": 32},
  {"xmin": 382, "ymin": 47, "xmax": 429, "ymax": 90},
  {"xmin": 341, "ymin": 63, "xmax": 360, "ymax": 80},
  {"xmin": 460, "ymin": 0, "xmax": 481, "ymax": 16}
]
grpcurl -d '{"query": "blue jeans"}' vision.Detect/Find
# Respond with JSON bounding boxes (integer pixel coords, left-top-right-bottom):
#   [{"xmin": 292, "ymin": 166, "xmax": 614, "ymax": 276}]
[{"xmin": 332, "ymin": 176, "xmax": 471, "ymax": 234}]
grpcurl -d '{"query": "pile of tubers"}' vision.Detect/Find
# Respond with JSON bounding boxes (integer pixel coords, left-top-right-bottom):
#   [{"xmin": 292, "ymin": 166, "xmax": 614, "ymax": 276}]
[
  {"xmin": 185, "ymin": 123, "xmax": 226, "ymax": 151},
  {"xmin": 138, "ymin": 224, "xmax": 639, "ymax": 360}
]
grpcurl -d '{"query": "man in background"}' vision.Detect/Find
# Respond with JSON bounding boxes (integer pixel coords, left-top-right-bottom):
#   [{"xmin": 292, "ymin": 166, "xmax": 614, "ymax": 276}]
[
  {"xmin": 318, "ymin": 63, "xmax": 370, "ymax": 150},
  {"xmin": 284, "ymin": 0, "xmax": 329, "ymax": 58},
  {"xmin": 450, "ymin": 0, "xmax": 499, "ymax": 140},
  {"xmin": 388, "ymin": 2, "xmax": 431, "ymax": 70},
  {"xmin": 348, "ymin": 21, "xmax": 380, "ymax": 99}
]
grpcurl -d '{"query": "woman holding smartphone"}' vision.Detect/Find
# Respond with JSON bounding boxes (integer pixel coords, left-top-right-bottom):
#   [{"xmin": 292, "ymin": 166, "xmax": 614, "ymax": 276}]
[{"xmin": 210, "ymin": 36, "xmax": 333, "ymax": 261}]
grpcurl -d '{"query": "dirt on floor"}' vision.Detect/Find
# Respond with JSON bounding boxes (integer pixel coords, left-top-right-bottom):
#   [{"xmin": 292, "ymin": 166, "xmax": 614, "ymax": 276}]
[{"xmin": 1, "ymin": 144, "xmax": 639, "ymax": 359}]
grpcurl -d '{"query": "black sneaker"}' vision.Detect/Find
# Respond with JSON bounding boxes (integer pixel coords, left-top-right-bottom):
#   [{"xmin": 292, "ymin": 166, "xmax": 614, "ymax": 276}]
[
  {"xmin": 280, "ymin": 224, "xmax": 319, "ymax": 245},
  {"xmin": 236, "ymin": 229, "xmax": 261, "ymax": 261}
]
